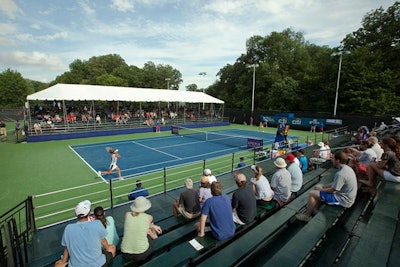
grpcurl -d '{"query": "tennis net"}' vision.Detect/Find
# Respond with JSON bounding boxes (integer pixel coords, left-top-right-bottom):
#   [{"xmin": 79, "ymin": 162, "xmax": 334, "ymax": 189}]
[{"xmin": 172, "ymin": 126, "xmax": 263, "ymax": 150}]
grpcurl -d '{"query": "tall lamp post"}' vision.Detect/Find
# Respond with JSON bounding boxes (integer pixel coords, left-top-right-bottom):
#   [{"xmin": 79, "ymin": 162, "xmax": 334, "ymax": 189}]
[
  {"xmin": 165, "ymin": 78, "xmax": 171, "ymax": 90},
  {"xmin": 199, "ymin": 72, "xmax": 207, "ymax": 110},
  {"xmin": 331, "ymin": 50, "xmax": 350, "ymax": 117},
  {"xmin": 247, "ymin": 64, "xmax": 259, "ymax": 113}
]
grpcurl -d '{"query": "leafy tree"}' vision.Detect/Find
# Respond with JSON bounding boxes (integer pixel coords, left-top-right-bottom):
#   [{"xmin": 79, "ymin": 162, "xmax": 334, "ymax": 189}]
[
  {"xmin": 186, "ymin": 84, "xmax": 199, "ymax": 91},
  {"xmin": 96, "ymin": 74, "xmax": 128, "ymax": 87},
  {"xmin": 0, "ymin": 69, "xmax": 29, "ymax": 107}
]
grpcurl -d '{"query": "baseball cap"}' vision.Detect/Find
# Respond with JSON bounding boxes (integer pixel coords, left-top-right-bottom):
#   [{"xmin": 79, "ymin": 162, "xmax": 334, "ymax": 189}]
[
  {"xmin": 75, "ymin": 200, "xmax": 91, "ymax": 217},
  {"xmin": 185, "ymin": 178, "xmax": 193, "ymax": 189},
  {"xmin": 203, "ymin": 169, "xmax": 211, "ymax": 175},
  {"xmin": 285, "ymin": 153, "xmax": 295, "ymax": 163}
]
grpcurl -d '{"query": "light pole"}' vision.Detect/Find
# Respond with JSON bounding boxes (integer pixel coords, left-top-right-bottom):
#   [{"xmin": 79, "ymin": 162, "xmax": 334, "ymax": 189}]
[
  {"xmin": 199, "ymin": 72, "xmax": 207, "ymax": 110},
  {"xmin": 165, "ymin": 78, "xmax": 171, "ymax": 90},
  {"xmin": 331, "ymin": 50, "xmax": 350, "ymax": 117},
  {"xmin": 247, "ymin": 64, "xmax": 259, "ymax": 113}
]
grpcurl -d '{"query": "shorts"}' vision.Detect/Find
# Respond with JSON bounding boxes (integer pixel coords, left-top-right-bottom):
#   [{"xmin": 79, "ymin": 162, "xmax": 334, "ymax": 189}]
[
  {"xmin": 383, "ymin": 170, "xmax": 400, "ymax": 183},
  {"xmin": 177, "ymin": 206, "xmax": 200, "ymax": 219},
  {"xmin": 109, "ymin": 163, "xmax": 118, "ymax": 171},
  {"xmin": 320, "ymin": 191, "xmax": 342, "ymax": 206}
]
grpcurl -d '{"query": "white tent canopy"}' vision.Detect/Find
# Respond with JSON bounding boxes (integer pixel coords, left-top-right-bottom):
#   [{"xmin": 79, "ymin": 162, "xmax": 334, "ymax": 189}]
[{"xmin": 26, "ymin": 83, "xmax": 224, "ymax": 104}]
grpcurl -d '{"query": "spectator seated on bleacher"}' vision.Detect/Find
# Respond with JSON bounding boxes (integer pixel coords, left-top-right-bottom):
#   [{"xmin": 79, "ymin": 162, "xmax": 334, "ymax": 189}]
[
  {"xmin": 128, "ymin": 180, "xmax": 149, "ymax": 201},
  {"xmin": 33, "ymin": 121, "xmax": 42, "ymax": 134},
  {"xmin": 296, "ymin": 151, "xmax": 358, "ymax": 222},
  {"xmin": 54, "ymin": 200, "xmax": 116, "ymax": 267},
  {"xmin": 309, "ymin": 142, "xmax": 330, "ymax": 170},
  {"xmin": 360, "ymin": 137, "xmax": 400, "ymax": 191},
  {"xmin": 199, "ymin": 176, "xmax": 212, "ymax": 209},
  {"xmin": 270, "ymin": 158, "xmax": 292, "ymax": 207},
  {"xmin": 120, "ymin": 197, "xmax": 162, "ymax": 262},
  {"xmin": 250, "ymin": 165, "xmax": 274, "ymax": 206},
  {"xmin": 347, "ymin": 140, "xmax": 376, "ymax": 178},
  {"xmin": 173, "ymin": 178, "xmax": 201, "ymax": 219},
  {"xmin": 96, "ymin": 115, "xmax": 102, "ymax": 125},
  {"xmin": 195, "ymin": 182, "xmax": 236, "ymax": 241},
  {"xmin": 232, "ymin": 173, "xmax": 257, "ymax": 225}
]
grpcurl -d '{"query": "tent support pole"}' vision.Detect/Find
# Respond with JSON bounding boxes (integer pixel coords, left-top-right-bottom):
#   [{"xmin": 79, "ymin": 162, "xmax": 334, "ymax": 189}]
[{"xmin": 62, "ymin": 100, "xmax": 68, "ymax": 131}]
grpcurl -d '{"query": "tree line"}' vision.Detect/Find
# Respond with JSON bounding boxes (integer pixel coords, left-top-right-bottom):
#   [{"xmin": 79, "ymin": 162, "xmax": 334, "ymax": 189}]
[{"xmin": 0, "ymin": 2, "xmax": 399, "ymax": 116}]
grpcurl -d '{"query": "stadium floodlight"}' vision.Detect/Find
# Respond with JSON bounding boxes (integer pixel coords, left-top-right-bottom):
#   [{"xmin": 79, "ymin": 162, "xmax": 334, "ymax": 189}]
[
  {"xmin": 165, "ymin": 78, "xmax": 171, "ymax": 90},
  {"xmin": 247, "ymin": 64, "xmax": 259, "ymax": 113},
  {"xmin": 199, "ymin": 72, "xmax": 207, "ymax": 109},
  {"xmin": 331, "ymin": 50, "xmax": 350, "ymax": 117}
]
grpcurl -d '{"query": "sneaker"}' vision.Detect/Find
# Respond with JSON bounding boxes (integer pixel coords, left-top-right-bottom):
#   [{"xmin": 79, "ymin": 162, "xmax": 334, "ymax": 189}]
[
  {"xmin": 295, "ymin": 213, "xmax": 311, "ymax": 222},
  {"xmin": 97, "ymin": 171, "xmax": 102, "ymax": 177},
  {"xmin": 119, "ymin": 177, "xmax": 124, "ymax": 181}
]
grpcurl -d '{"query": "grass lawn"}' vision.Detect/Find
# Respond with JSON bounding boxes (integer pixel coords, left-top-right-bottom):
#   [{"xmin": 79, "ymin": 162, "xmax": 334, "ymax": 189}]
[{"xmin": 0, "ymin": 123, "xmax": 327, "ymax": 227}]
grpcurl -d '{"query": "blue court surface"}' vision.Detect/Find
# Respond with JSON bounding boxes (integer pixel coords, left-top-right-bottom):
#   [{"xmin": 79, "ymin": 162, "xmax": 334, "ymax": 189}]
[{"xmin": 70, "ymin": 129, "xmax": 294, "ymax": 181}]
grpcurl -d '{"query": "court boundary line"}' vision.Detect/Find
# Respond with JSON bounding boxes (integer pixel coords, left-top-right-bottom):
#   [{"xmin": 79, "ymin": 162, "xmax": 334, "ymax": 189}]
[
  {"xmin": 68, "ymin": 145, "xmax": 108, "ymax": 183},
  {"xmin": 131, "ymin": 140, "xmax": 182, "ymax": 160}
]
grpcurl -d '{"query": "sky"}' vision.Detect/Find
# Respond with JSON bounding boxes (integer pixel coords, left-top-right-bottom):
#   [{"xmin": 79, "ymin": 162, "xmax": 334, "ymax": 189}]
[{"xmin": 0, "ymin": 0, "xmax": 395, "ymax": 90}]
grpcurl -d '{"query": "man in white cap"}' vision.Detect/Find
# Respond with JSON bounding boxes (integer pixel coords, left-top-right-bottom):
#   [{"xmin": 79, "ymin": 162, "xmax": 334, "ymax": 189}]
[
  {"xmin": 203, "ymin": 168, "xmax": 217, "ymax": 184},
  {"xmin": 270, "ymin": 157, "xmax": 292, "ymax": 207},
  {"xmin": 54, "ymin": 200, "xmax": 116, "ymax": 267}
]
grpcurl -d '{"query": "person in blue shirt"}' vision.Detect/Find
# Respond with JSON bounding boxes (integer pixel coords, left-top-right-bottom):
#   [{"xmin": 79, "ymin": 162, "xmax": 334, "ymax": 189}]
[
  {"xmin": 237, "ymin": 157, "xmax": 246, "ymax": 168},
  {"xmin": 128, "ymin": 180, "xmax": 149, "ymax": 201},
  {"xmin": 296, "ymin": 149, "xmax": 308, "ymax": 173},
  {"xmin": 195, "ymin": 182, "xmax": 235, "ymax": 241}
]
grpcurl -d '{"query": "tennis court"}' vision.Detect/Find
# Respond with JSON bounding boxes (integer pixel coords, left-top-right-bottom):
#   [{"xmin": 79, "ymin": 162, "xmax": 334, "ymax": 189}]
[{"xmin": 70, "ymin": 128, "xmax": 294, "ymax": 181}]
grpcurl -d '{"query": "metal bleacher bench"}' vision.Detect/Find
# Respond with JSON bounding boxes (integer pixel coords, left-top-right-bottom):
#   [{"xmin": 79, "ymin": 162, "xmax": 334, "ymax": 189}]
[
  {"xmin": 264, "ymin": 205, "xmax": 345, "ymax": 266},
  {"xmin": 194, "ymin": 167, "xmax": 333, "ymax": 266},
  {"xmin": 343, "ymin": 182, "xmax": 400, "ymax": 267}
]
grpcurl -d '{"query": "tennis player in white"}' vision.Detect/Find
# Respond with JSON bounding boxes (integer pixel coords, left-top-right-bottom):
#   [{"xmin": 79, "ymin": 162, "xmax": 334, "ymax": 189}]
[{"xmin": 99, "ymin": 148, "xmax": 123, "ymax": 180}]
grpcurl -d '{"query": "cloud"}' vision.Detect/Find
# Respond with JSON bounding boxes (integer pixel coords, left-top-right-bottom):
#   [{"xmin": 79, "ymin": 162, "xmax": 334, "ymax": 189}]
[
  {"xmin": 77, "ymin": 0, "xmax": 96, "ymax": 16},
  {"xmin": 0, "ymin": 0, "xmax": 24, "ymax": 19},
  {"xmin": 111, "ymin": 0, "xmax": 135, "ymax": 12},
  {"xmin": 0, "ymin": 51, "xmax": 66, "ymax": 70}
]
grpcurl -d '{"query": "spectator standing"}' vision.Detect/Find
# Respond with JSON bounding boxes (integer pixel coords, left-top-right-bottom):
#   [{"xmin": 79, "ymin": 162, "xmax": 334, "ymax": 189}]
[
  {"xmin": 250, "ymin": 165, "xmax": 274, "ymax": 205},
  {"xmin": 199, "ymin": 176, "xmax": 212, "ymax": 209},
  {"xmin": 94, "ymin": 206, "xmax": 120, "ymax": 247},
  {"xmin": 155, "ymin": 120, "xmax": 161, "ymax": 133},
  {"xmin": 296, "ymin": 151, "xmax": 357, "ymax": 222},
  {"xmin": 195, "ymin": 182, "xmax": 235, "ymax": 241},
  {"xmin": 286, "ymin": 154, "xmax": 303, "ymax": 195},
  {"xmin": 15, "ymin": 120, "xmax": 21, "ymax": 137},
  {"xmin": 270, "ymin": 158, "xmax": 292, "ymax": 207},
  {"xmin": 296, "ymin": 149, "xmax": 308, "ymax": 173},
  {"xmin": 203, "ymin": 168, "xmax": 217, "ymax": 184},
  {"xmin": 54, "ymin": 200, "xmax": 115, "ymax": 267},
  {"xmin": 121, "ymin": 197, "xmax": 162, "ymax": 262},
  {"xmin": 310, "ymin": 121, "xmax": 316, "ymax": 133},
  {"xmin": 128, "ymin": 180, "xmax": 149, "ymax": 201},
  {"xmin": 232, "ymin": 173, "xmax": 257, "ymax": 225},
  {"xmin": 172, "ymin": 178, "xmax": 201, "ymax": 219}
]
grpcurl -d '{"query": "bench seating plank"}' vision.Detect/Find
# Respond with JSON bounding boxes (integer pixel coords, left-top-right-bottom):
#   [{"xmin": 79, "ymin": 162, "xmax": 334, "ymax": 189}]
[
  {"xmin": 196, "ymin": 208, "xmax": 296, "ymax": 267},
  {"xmin": 264, "ymin": 205, "xmax": 344, "ymax": 266},
  {"xmin": 344, "ymin": 182, "xmax": 400, "ymax": 267}
]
